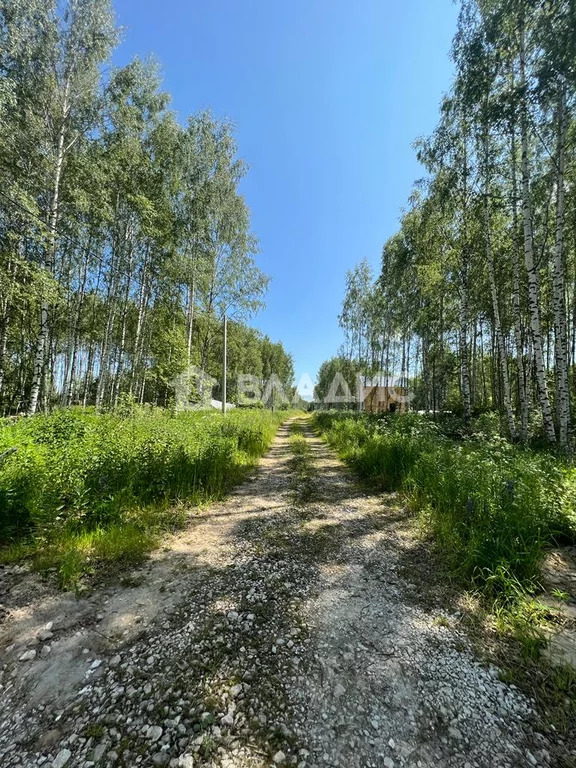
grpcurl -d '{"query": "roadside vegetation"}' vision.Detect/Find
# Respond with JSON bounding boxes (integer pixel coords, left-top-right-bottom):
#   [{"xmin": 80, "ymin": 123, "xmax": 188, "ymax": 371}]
[
  {"xmin": 0, "ymin": 407, "xmax": 291, "ymax": 589},
  {"xmin": 314, "ymin": 410, "xmax": 576, "ymax": 729},
  {"xmin": 318, "ymin": 0, "xmax": 576, "ymax": 455},
  {"xmin": 314, "ymin": 411, "xmax": 576, "ymax": 604},
  {"xmin": 311, "ymin": 0, "xmax": 576, "ymax": 722},
  {"xmin": 288, "ymin": 420, "xmax": 317, "ymax": 503},
  {"xmin": 0, "ymin": 0, "xmax": 297, "ymax": 418}
]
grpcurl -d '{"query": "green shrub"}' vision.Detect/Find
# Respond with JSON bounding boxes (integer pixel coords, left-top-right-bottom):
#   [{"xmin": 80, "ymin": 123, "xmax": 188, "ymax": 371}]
[
  {"xmin": 314, "ymin": 410, "xmax": 576, "ymax": 600},
  {"xmin": 0, "ymin": 407, "xmax": 292, "ymax": 586},
  {"xmin": 408, "ymin": 439, "xmax": 569, "ymax": 590}
]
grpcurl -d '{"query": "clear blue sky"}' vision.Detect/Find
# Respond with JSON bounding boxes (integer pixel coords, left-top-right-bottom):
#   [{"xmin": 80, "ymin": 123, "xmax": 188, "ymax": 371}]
[{"xmin": 112, "ymin": 0, "xmax": 458, "ymax": 390}]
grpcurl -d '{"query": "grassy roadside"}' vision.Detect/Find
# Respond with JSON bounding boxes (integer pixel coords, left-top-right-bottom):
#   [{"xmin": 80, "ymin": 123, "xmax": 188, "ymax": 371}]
[
  {"xmin": 312, "ymin": 410, "xmax": 576, "ymax": 744},
  {"xmin": 313, "ymin": 411, "xmax": 576, "ymax": 601},
  {"xmin": 399, "ymin": 531, "xmax": 576, "ymax": 750},
  {"xmin": 0, "ymin": 407, "xmax": 295, "ymax": 590}
]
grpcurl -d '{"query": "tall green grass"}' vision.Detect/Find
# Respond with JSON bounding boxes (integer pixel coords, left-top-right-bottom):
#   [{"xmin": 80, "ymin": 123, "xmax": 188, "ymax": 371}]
[
  {"xmin": 289, "ymin": 420, "xmax": 317, "ymax": 503},
  {"xmin": 314, "ymin": 411, "xmax": 576, "ymax": 601},
  {"xmin": 0, "ymin": 407, "xmax": 290, "ymax": 587}
]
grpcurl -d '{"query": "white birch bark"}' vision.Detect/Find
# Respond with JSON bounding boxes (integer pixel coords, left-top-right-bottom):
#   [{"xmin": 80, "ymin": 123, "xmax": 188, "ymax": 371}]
[
  {"xmin": 29, "ymin": 80, "xmax": 70, "ymax": 414},
  {"xmin": 519, "ymin": 23, "xmax": 556, "ymax": 443},
  {"xmin": 484, "ymin": 165, "xmax": 516, "ymax": 437},
  {"xmin": 459, "ymin": 130, "xmax": 472, "ymax": 427},
  {"xmin": 552, "ymin": 84, "xmax": 570, "ymax": 448},
  {"xmin": 510, "ymin": 121, "xmax": 529, "ymax": 441}
]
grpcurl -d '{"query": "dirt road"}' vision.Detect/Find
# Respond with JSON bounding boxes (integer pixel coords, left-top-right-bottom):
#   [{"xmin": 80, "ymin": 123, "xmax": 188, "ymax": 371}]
[{"xmin": 0, "ymin": 418, "xmax": 557, "ymax": 767}]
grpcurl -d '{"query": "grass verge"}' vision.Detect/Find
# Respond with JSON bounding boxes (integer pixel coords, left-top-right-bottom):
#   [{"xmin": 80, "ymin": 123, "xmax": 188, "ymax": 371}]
[
  {"xmin": 315, "ymin": 410, "xmax": 576, "ymax": 744},
  {"xmin": 288, "ymin": 419, "xmax": 318, "ymax": 503},
  {"xmin": 0, "ymin": 407, "xmax": 295, "ymax": 589},
  {"xmin": 313, "ymin": 411, "xmax": 576, "ymax": 601}
]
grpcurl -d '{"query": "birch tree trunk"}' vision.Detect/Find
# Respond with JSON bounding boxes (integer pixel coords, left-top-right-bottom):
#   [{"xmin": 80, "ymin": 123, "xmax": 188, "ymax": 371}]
[
  {"xmin": 0, "ymin": 251, "xmax": 16, "ymax": 402},
  {"xmin": 482, "ymin": 132, "xmax": 515, "ymax": 437},
  {"xmin": 572, "ymin": 222, "xmax": 576, "ymax": 393},
  {"xmin": 459, "ymin": 132, "xmax": 472, "ymax": 428},
  {"xmin": 0, "ymin": 315, "xmax": 9, "ymax": 407},
  {"xmin": 551, "ymin": 84, "xmax": 570, "ymax": 449},
  {"xmin": 64, "ymin": 243, "xmax": 90, "ymax": 405},
  {"xmin": 95, "ymin": 271, "xmax": 119, "ymax": 409},
  {"xmin": 485, "ymin": 198, "xmax": 516, "ymax": 438},
  {"xmin": 459, "ymin": 291, "xmax": 472, "ymax": 426},
  {"xmin": 82, "ymin": 342, "xmax": 96, "ymax": 407},
  {"xmin": 112, "ymin": 252, "xmax": 133, "ymax": 407},
  {"xmin": 519, "ymin": 23, "xmax": 556, "ymax": 443},
  {"xmin": 95, "ymin": 216, "xmax": 126, "ymax": 408},
  {"xmin": 509, "ymin": 126, "xmax": 529, "ymax": 441},
  {"xmin": 29, "ymin": 80, "xmax": 70, "ymax": 414},
  {"xmin": 187, "ymin": 280, "xmax": 196, "ymax": 362},
  {"xmin": 128, "ymin": 248, "xmax": 151, "ymax": 398}
]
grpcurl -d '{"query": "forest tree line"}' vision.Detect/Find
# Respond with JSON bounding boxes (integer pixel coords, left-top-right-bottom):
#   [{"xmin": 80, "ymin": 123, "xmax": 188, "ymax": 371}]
[
  {"xmin": 326, "ymin": 0, "xmax": 576, "ymax": 447},
  {"xmin": 0, "ymin": 0, "xmax": 294, "ymax": 415}
]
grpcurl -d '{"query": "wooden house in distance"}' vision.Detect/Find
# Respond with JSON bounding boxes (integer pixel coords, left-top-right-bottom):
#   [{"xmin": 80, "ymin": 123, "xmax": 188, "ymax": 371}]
[{"xmin": 359, "ymin": 376, "xmax": 409, "ymax": 414}]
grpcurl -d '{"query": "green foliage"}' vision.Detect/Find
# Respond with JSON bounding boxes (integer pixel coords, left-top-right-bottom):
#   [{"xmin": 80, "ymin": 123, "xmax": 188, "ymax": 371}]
[
  {"xmin": 288, "ymin": 420, "xmax": 317, "ymax": 503},
  {"xmin": 0, "ymin": 407, "xmax": 290, "ymax": 586},
  {"xmin": 314, "ymin": 411, "xmax": 576, "ymax": 601},
  {"xmin": 314, "ymin": 356, "xmax": 361, "ymax": 406},
  {"xmin": 0, "ymin": 2, "xmax": 292, "ymax": 417},
  {"xmin": 314, "ymin": 411, "xmax": 439, "ymax": 491},
  {"xmin": 325, "ymin": 0, "xmax": 576, "ymax": 448}
]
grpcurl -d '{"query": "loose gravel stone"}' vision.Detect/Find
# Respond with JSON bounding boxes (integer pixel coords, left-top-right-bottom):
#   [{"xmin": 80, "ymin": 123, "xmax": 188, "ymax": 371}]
[
  {"xmin": 52, "ymin": 749, "xmax": 72, "ymax": 768},
  {"xmin": 146, "ymin": 726, "xmax": 163, "ymax": 742}
]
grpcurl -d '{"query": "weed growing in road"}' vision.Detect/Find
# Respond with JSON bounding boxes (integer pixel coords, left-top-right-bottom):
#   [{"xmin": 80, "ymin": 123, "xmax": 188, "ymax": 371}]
[{"xmin": 289, "ymin": 420, "xmax": 318, "ymax": 503}]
